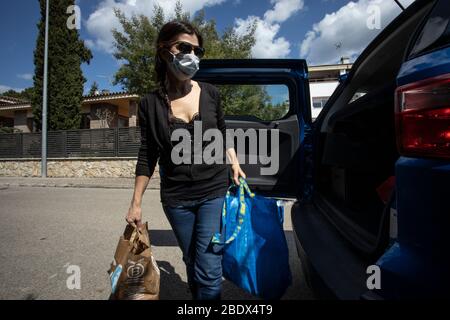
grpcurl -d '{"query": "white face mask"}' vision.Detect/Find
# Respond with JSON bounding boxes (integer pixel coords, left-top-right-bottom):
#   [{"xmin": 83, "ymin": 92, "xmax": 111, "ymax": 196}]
[{"xmin": 167, "ymin": 51, "xmax": 200, "ymax": 80}]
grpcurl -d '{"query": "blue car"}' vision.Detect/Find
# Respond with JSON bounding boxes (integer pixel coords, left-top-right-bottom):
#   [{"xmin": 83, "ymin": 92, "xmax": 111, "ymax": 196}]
[
  {"xmin": 294, "ymin": 0, "xmax": 450, "ymax": 299},
  {"xmin": 194, "ymin": 0, "xmax": 449, "ymax": 299}
]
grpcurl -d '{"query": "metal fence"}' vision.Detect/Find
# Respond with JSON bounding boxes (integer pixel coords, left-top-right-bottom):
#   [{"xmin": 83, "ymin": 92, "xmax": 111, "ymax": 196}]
[{"xmin": 0, "ymin": 127, "xmax": 142, "ymax": 158}]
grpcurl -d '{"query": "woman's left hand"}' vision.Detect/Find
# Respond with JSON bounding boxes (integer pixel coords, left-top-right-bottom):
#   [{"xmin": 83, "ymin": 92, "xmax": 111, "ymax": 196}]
[{"xmin": 231, "ymin": 163, "xmax": 246, "ymax": 185}]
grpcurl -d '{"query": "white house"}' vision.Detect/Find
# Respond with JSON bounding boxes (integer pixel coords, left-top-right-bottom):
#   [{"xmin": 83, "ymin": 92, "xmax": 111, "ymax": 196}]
[{"xmin": 309, "ymin": 58, "xmax": 353, "ymax": 119}]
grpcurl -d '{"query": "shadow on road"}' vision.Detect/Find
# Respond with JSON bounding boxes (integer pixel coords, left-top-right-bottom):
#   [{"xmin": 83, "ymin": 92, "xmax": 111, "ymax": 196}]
[
  {"xmin": 143, "ymin": 229, "xmax": 305, "ymax": 300},
  {"xmin": 157, "ymin": 260, "xmax": 192, "ymax": 299},
  {"xmin": 148, "ymin": 229, "xmax": 179, "ymax": 247}
]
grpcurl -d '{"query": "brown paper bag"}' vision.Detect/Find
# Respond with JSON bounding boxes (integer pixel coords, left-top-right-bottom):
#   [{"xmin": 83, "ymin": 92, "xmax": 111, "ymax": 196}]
[{"xmin": 108, "ymin": 222, "xmax": 160, "ymax": 300}]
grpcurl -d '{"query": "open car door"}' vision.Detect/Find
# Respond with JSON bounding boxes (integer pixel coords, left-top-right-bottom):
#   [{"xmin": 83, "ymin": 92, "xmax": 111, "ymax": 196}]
[{"xmin": 194, "ymin": 59, "xmax": 311, "ymax": 198}]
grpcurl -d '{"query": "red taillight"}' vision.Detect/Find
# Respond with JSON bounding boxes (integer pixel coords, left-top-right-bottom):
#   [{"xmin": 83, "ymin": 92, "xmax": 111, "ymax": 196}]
[{"xmin": 395, "ymin": 74, "xmax": 450, "ymax": 159}]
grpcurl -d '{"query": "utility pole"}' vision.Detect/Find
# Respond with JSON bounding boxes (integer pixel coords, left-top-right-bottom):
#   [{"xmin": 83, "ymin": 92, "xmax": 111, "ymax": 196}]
[{"xmin": 41, "ymin": 0, "xmax": 49, "ymax": 177}]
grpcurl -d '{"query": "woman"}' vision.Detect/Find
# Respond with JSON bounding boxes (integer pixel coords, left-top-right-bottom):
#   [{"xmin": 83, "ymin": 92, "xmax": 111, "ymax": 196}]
[{"xmin": 126, "ymin": 20, "xmax": 246, "ymax": 300}]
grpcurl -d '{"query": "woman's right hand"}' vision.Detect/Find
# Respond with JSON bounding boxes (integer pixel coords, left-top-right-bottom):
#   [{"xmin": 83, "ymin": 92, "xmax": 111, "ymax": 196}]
[{"xmin": 126, "ymin": 202, "xmax": 143, "ymax": 228}]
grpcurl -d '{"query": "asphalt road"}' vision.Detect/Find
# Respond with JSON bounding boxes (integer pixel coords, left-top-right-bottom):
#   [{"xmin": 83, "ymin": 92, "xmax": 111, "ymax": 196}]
[{"xmin": 0, "ymin": 186, "xmax": 313, "ymax": 300}]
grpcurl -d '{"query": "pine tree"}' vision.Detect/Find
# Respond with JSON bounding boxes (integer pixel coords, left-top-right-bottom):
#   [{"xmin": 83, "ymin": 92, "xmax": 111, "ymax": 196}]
[
  {"xmin": 88, "ymin": 81, "xmax": 99, "ymax": 96},
  {"xmin": 32, "ymin": 0, "xmax": 92, "ymax": 132}
]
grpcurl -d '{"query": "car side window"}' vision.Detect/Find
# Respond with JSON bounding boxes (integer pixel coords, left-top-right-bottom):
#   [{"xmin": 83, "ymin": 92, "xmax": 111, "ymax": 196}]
[
  {"xmin": 408, "ymin": 0, "xmax": 450, "ymax": 59},
  {"xmin": 215, "ymin": 84, "xmax": 290, "ymax": 121}
]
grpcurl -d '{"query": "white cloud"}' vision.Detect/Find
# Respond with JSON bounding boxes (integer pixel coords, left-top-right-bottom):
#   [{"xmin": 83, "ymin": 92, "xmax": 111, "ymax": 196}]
[
  {"xmin": 234, "ymin": 0, "xmax": 304, "ymax": 58},
  {"xmin": 85, "ymin": 0, "xmax": 227, "ymax": 53},
  {"xmin": 234, "ymin": 16, "xmax": 290, "ymax": 58},
  {"xmin": 264, "ymin": 0, "xmax": 304, "ymax": 23},
  {"xmin": 84, "ymin": 39, "xmax": 95, "ymax": 50},
  {"xmin": 17, "ymin": 73, "xmax": 33, "ymax": 81},
  {"xmin": 0, "ymin": 85, "xmax": 24, "ymax": 94},
  {"xmin": 299, "ymin": 0, "xmax": 415, "ymax": 65}
]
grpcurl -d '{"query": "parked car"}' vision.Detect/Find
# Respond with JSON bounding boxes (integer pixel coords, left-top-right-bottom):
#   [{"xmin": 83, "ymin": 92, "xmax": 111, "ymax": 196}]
[
  {"xmin": 193, "ymin": 0, "xmax": 449, "ymax": 299},
  {"xmin": 295, "ymin": 0, "xmax": 450, "ymax": 299}
]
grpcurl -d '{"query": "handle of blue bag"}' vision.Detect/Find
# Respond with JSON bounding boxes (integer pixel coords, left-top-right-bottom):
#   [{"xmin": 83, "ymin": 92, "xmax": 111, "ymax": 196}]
[
  {"xmin": 211, "ymin": 177, "xmax": 254, "ymax": 245},
  {"xmin": 220, "ymin": 177, "xmax": 254, "ymax": 232}
]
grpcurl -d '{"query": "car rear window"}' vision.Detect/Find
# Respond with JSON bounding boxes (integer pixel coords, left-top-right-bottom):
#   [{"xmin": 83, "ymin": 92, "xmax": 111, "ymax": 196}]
[{"xmin": 408, "ymin": 0, "xmax": 450, "ymax": 59}]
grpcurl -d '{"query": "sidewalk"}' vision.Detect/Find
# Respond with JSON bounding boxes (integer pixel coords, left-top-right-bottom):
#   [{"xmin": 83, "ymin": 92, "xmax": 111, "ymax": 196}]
[{"xmin": 0, "ymin": 176, "xmax": 161, "ymax": 189}]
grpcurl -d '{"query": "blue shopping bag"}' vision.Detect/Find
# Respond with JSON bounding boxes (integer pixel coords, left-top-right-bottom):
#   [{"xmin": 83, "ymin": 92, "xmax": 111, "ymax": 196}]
[{"xmin": 211, "ymin": 177, "xmax": 292, "ymax": 300}]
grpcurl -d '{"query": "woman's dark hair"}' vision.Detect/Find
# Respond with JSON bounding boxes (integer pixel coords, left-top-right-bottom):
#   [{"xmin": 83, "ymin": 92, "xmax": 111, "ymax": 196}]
[{"xmin": 154, "ymin": 20, "xmax": 203, "ymax": 88}]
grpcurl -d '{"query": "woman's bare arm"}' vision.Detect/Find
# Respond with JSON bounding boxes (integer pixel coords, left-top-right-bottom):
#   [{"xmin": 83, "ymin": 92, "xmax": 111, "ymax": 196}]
[
  {"xmin": 126, "ymin": 175, "xmax": 151, "ymax": 228},
  {"xmin": 226, "ymin": 147, "xmax": 246, "ymax": 185},
  {"xmin": 131, "ymin": 175, "xmax": 151, "ymax": 207},
  {"xmin": 127, "ymin": 96, "xmax": 159, "ymax": 227}
]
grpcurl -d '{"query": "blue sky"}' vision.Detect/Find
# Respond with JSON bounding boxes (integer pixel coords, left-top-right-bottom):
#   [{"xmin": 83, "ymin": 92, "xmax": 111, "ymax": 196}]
[{"xmin": 0, "ymin": 0, "xmax": 412, "ymax": 95}]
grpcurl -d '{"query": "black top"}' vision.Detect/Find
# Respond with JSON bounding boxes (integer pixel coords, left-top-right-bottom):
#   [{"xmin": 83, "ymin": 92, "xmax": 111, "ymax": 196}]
[
  {"xmin": 160, "ymin": 111, "xmax": 229, "ymax": 206},
  {"xmin": 134, "ymin": 81, "xmax": 231, "ymax": 206}
]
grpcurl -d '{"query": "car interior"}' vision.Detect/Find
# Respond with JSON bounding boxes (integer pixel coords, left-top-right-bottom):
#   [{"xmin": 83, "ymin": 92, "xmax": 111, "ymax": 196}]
[{"xmin": 312, "ymin": 2, "xmax": 435, "ymax": 260}]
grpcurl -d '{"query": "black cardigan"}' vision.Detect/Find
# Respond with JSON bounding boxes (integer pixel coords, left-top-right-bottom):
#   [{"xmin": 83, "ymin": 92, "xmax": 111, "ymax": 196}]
[{"xmin": 135, "ymin": 81, "xmax": 229, "ymax": 181}]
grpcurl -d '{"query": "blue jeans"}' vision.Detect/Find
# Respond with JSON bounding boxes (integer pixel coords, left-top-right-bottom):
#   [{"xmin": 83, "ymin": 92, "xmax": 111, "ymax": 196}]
[{"xmin": 162, "ymin": 196, "xmax": 225, "ymax": 300}]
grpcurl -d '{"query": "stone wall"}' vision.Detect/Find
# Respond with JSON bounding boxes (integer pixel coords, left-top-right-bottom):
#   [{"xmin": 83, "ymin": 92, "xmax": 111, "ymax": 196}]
[{"xmin": 0, "ymin": 158, "xmax": 160, "ymax": 178}]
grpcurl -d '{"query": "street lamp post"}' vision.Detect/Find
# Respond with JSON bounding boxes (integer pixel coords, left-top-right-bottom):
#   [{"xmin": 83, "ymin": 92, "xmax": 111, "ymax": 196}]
[{"xmin": 41, "ymin": 0, "xmax": 49, "ymax": 177}]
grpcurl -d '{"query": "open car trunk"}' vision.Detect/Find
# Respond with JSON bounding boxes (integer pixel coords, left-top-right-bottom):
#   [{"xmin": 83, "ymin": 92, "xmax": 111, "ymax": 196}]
[
  {"xmin": 311, "ymin": 1, "xmax": 434, "ymax": 260},
  {"xmin": 314, "ymin": 82, "xmax": 397, "ymax": 257}
]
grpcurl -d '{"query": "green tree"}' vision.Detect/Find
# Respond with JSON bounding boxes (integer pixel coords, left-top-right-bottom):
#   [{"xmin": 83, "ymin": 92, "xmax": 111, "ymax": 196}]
[
  {"xmin": 259, "ymin": 101, "xmax": 290, "ymax": 120},
  {"xmin": 32, "ymin": 0, "xmax": 92, "ymax": 132},
  {"xmin": 88, "ymin": 81, "xmax": 99, "ymax": 96},
  {"xmin": 1, "ymin": 87, "xmax": 34, "ymax": 101},
  {"xmin": 217, "ymin": 85, "xmax": 289, "ymax": 120},
  {"xmin": 112, "ymin": 1, "xmax": 286, "ymax": 120},
  {"xmin": 219, "ymin": 85, "xmax": 271, "ymax": 116},
  {"xmin": 112, "ymin": 1, "xmax": 256, "ymax": 96},
  {"xmin": 0, "ymin": 126, "xmax": 22, "ymax": 134}
]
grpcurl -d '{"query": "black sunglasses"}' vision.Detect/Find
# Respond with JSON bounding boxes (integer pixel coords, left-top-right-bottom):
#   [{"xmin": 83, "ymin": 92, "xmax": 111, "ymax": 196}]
[{"xmin": 170, "ymin": 41, "xmax": 205, "ymax": 58}]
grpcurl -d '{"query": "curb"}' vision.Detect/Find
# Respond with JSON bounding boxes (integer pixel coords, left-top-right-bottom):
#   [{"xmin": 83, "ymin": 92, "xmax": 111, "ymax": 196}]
[{"xmin": 0, "ymin": 179, "xmax": 161, "ymax": 190}]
